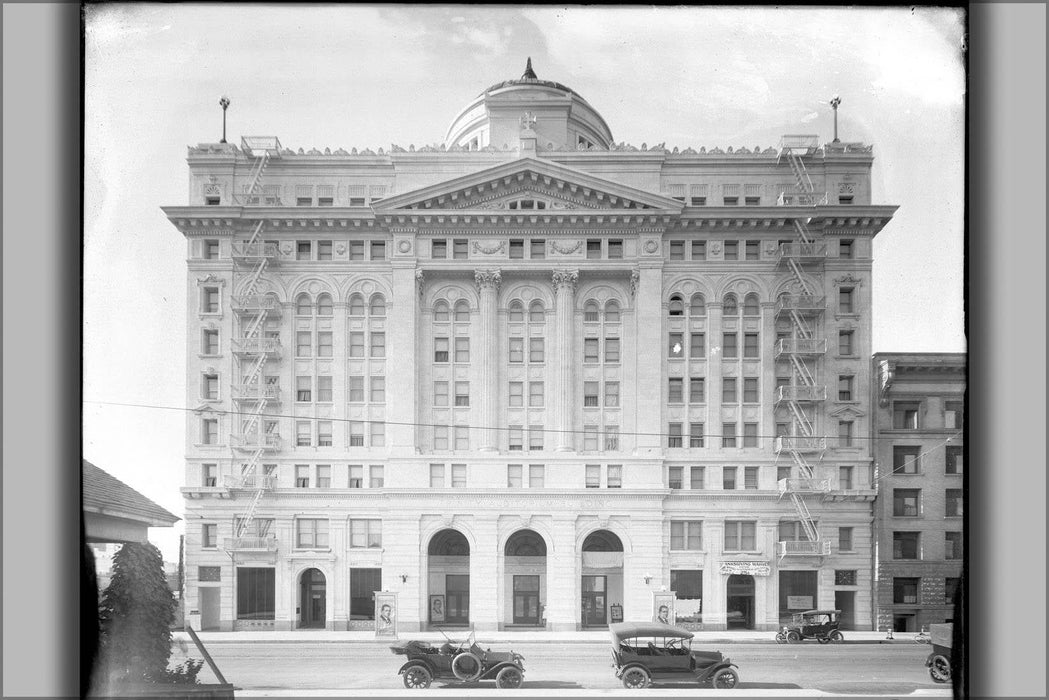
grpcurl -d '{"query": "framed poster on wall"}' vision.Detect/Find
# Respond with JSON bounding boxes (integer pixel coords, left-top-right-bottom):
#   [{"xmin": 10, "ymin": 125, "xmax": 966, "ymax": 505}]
[
  {"xmin": 429, "ymin": 594, "xmax": 445, "ymax": 623},
  {"xmin": 653, "ymin": 591, "xmax": 676, "ymax": 625},
  {"xmin": 375, "ymin": 591, "xmax": 397, "ymax": 638}
]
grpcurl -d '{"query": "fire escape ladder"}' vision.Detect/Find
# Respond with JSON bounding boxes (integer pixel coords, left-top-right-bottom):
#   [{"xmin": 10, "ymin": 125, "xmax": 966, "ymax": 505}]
[
  {"xmin": 788, "ymin": 492, "xmax": 821, "ymax": 542},
  {"xmin": 786, "ymin": 259, "xmax": 813, "ymax": 295},
  {"xmin": 787, "ymin": 401, "xmax": 815, "ymax": 437},
  {"xmin": 792, "ymin": 217, "xmax": 814, "ymax": 245},
  {"xmin": 244, "ymin": 153, "xmax": 269, "ymax": 201},
  {"xmin": 790, "ymin": 354, "xmax": 817, "ymax": 387},
  {"xmin": 786, "ymin": 151, "xmax": 816, "ymax": 196},
  {"xmin": 788, "ymin": 309, "xmax": 812, "ymax": 339}
]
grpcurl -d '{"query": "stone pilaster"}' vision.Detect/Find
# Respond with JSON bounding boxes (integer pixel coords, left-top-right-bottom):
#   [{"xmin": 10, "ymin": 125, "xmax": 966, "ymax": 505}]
[
  {"xmin": 388, "ymin": 265, "xmax": 419, "ymax": 454},
  {"xmin": 474, "ymin": 270, "xmax": 502, "ymax": 451},
  {"xmin": 552, "ymin": 269, "xmax": 578, "ymax": 451},
  {"xmin": 633, "ymin": 265, "xmax": 663, "ymax": 454},
  {"xmin": 545, "ymin": 517, "xmax": 579, "ymax": 630},
  {"xmin": 707, "ymin": 302, "xmax": 724, "ymax": 446}
]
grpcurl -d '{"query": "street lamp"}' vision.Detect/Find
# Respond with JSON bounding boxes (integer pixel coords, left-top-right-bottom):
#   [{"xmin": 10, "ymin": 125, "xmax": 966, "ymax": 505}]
[
  {"xmin": 219, "ymin": 96, "xmax": 230, "ymax": 144},
  {"xmin": 830, "ymin": 96, "xmax": 841, "ymax": 143}
]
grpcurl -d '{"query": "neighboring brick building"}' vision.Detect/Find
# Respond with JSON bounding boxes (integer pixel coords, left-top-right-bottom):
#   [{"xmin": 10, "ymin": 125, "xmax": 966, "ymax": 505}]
[
  {"xmin": 165, "ymin": 61, "xmax": 897, "ymax": 632},
  {"xmin": 871, "ymin": 353, "xmax": 965, "ymax": 632}
]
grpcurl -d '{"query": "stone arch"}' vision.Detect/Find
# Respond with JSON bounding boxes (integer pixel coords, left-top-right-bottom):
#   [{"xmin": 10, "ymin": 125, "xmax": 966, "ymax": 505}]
[
  {"xmin": 574, "ymin": 282, "xmax": 628, "ymax": 312},
  {"xmin": 664, "ymin": 275, "xmax": 715, "ymax": 301},
  {"xmin": 713, "ymin": 274, "xmax": 769, "ymax": 300},
  {"xmin": 423, "ymin": 282, "xmax": 479, "ymax": 311},
  {"xmin": 419, "ymin": 520, "xmax": 478, "ymax": 553},
  {"xmin": 500, "ymin": 281, "xmax": 554, "ymax": 310},
  {"xmin": 233, "ymin": 276, "xmax": 287, "ymax": 301},
  {"xmin": 498, "ymin": 521, "xmax": 556, "ymax": 556},
  {"xmin": 575, "ymin": 521, "xmax": 633, "ymax": 554},
  {"xmin": 771, "ymin": 273, "xmax": 821, "ymax": 299},
  {"xmin": 287, "ymin": 275, "xmax": 338, "ymax": 301},
  {"xmin": 341, "ymin": 276, "xmax": 394, "ymax": 305}
]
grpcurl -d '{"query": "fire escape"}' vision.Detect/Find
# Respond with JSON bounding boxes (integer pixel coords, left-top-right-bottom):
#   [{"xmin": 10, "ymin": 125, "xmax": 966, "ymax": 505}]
[
  {"xmin": 774, "ymin": 136, "xmax": 830, "ymax": 558},
  {"xmin": 225, "ymin": 137, "xmax": 283, "ymax": 557}
]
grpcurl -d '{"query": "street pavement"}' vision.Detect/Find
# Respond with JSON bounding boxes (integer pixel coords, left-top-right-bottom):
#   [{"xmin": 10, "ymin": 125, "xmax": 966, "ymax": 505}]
[{"xmin": 169, "ymin": 634, "xmax": 951, "ymax": 696}]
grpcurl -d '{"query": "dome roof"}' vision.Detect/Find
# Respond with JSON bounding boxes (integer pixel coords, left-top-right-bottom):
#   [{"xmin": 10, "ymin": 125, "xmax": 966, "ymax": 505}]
[{"xmin": 479, "ymin": 57, "xmax": 590, "ymax": 105}]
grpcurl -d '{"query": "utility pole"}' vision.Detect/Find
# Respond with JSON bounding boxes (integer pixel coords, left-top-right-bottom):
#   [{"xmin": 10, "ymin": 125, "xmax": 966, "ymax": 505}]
[
  {"xmin": 830, "ymin": 96, "xmax": 841, "ymax": 143},
  {"xmin": 219, "ymin": 96, "xmax": 230, "ymax": 144}
]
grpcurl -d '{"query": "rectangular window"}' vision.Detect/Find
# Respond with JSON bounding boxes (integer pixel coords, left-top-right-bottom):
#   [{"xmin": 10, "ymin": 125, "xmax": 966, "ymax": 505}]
[
  {"xmin": 454, "ymin": 425, "xmax": 469, "ymax": 451},
  {"xmin": 586, "ymin": 239, "xmax": 602, "ymax": 259},
  {"xmin": 369, "ymin": 464, "xmax": 384, "ymax": 488},
  {"xmin": 370, "ymin": 240, "xmax": 386, "ymax": 260},
  {"xmin": 585, "ymin": 464, "xmax": 601, "ymax": 488},
  {"xmin": 348, "ymin": 241, "xmax": 365, "ymax": 260},
  {"xmin": 893, "ymin": 531, "xmax": 920, "ymax": 559},
  {"xmin": 350, "ymin": 519, "xmax": 382, "ymax": 549},
  {"xmin": 671, "ymin": 521, "xmax": 703, "ymax": 550},
  {"xmin": 838, "ymin": 527, "xmax": 854, "ymax": 552},
  {"xmin": 311, "ymin": 375, "xmax": 331, "ymax": 403},
  {"xmin": 893, "ymin": 577, "xmax": 920, "ymax": 604},
  {"xmin": 839, "ymin": 465, "xmax": 854, "ymax": 490},
  {"xmin": 607, "ymin": 464, "xmax": 623, "ymax": 488},
  {"xmin": 370, "ymin": 332, "xmax": 386, "ymax": 358},
  {"xmin": 723, "ymin": 333, "xmax": 738, "ymax": 358},
  {"xmin": 452, "ymin": 239, "xmax": 468, "ymax": 259},
  {"xmin": 744, "ymin": 466, "xmax": 759, "ymax": 489},
  {"xmin": 743, "ymin": 423, "xmax": 758, "ymax": 448},
  {"xmin": 723, "ymin": 196, "xmax": 739, "ymax": 207},
  {"xmin": 317, "ymin": 240, "xmax": 333, "ymax": 259},
  {"xmin": 944, "ymin": 401, "xmax": 964, "ymax": 430},
  {"xmin": 689, "ymin": 422, "xmax": 704, "ymax": 448},
  {"xmin": 946, "ymin": 489, "xmax": 964, "ymax": 517},
  {"xmin": 745, "ymin": 240, "xmax": 760, "ymax": 259},
  {"xmin": 296, "ymin": 331, "xmax": 312, "ymax": 358},
  {"xmin": 778, "ymin": 466, "xmax": 791, "ymax": 483},
  {"xmin": 348, "ymin": 332, "xmax": 365, "ymax": 358},
  {"xmin": 528, "ymin": 337, "xmax": 544, "ymax": 363},
  {"xmin": 669, "ymin": 240, "xmax": 685, "ymax": 260},
  {"xmin": 945, "ymin": 577, "xmax": 960, "ymax": 604},
  {"xmin": 839, "ymin": 287, "xmax": 854, "ymax": 314},
  {"xmin": 201, "ymin": 287, "xmax": 220, "ymax": 313},
  {"xmin": 433, "ymin": 381, "xmax": 449, "ymax": 407},
  {"xmin": 744, "ymin": 196, "xmax": 761, "ymax": 207},
  {"xmin": 583, "ymin": 426, "xmax": 598, "ymax": 452},
  {"xmin": 604, "ymin": 381, "xmax": 620, "ymax": 407},
  {"xmin": 296, "ymin": 198, "xmax": 312, "ymax": 208},
  {"xmin": 454, "ymin": 381, "xmax": 469, "ymax": 407},
  {"xmin": 451, "ymin": 463, "xmax": 467, "ymax": 488},
  {"xmin": 296, "ymin": 420, "xmax": 312, "ymax": 447},
  {"xmin": 370, "ymin": 422, "xmax": 385, "ymax": 447},
  {"xmin": 348, "ymin": 465, "xmax": 363, "ymax": 488},
  {"xmin": 838, "ymin": 330, "xmax": 854, "ymax": 356},
  {"xmin": 295, "ymin": 465, "xmax": 310, "ymax": 488},
  {"xmin": 316, "ymin": 331, "xmax": 333, "ymax": 358},
  {"xmin": 296, "ymin": 519, "xmax": 329, "ymax": 548},
  {"xmin": 528, "ymin": 382, "xmax": 544, "ymax": 407},
  {"xmin": 668, "ymin": 332, "xmax": 684, "ymax": 358},
  {"xmin": 893, "ymin": 446, "xmax": 920, "ymax": 474},
  {"xmin": 431, "ymin": 239, "xmax": 447, "ymax": 258},
  {"xmin": 839, "ymin": 195, "xmax": 855, "ymax": 205},
  {"xmin": 204, "ymin": 196, "xmax": 221, "ymax": 206},
  {"xmin": 608, "ymin": 239, "xmax": 624, "ymax": 259},
  {"xmin": 530, "ymin": 239, "xmax": 546, "ymax": 258},
  {"xmin": 507, "ymin": 464, "xmax": 523, "ymax": 488},
  {"xmin": 835, "ymin": 569, "xmax": 857, "ymax": 586},
  {"xmin": 668, "ymin": 423, "xmax": 683, "ymax": 448},
  {"xmin": 690, "ymin": 332, "xmax": 705, "ymax": 358},
  {"xmin": 317, "ymin": 422, "xmax": 333, "ymax": 447},
  {"xmin": 236, "ymin": 567, "xmax": 275, "ymax": 620},
  {"xmin": 528, "ymin": 425, "xmax": 543, "ymax": 452},
  {"xmin": 296, "ymin": 376, "xmax": 312, "ymax": 402},
  {"xmin": 668, "ymin": 377, "xmax": 684, "ymax": 404},
  {"xmin": 509, "ymin": 239, "xmax": 524, "ymax": 259},
  {"xmin": 429, "ymin": 463, "xmax": 445, "ymax": 488},
  {"xmin": 202, "ymin": 374, "xmax": 219, "ymax": 400},
  {"xmin": 893, "ymin": 488, "xmax": 921, "ymax": 517},
  {"xmin": 724, "ymin": 521, "xmax": 756, "ymax": 551},
  {"xmin": 202, "ymin": 463, "xmax": 218, "ymax": 487},
  {"xmin": 433, "ymin": 425, "xmax": 449, "ymax": 451},
  {"xmin": 349, "ymin": 422, "xmax": 364, "ymax": 447},
  {"xmin": 296, "ymin": 240, "xmax": 312, "ymax": 259},
  {"xmin": 893, "ymin": 402, "xmax": 921, "ymax": 429},
  {"xmin": 508, "ymin": 337, "xmax": 524, "ymax": 363},
  {"xmin": 743, "ymin": 333, "xmax": 759, "ymax": 358},
  {"xmin": 454, "ymin": 337, "xmax": 470, "ymax": 363},
  {"xmin": 669, "ymin": 466, "xmax": 683, "ymax": 489},
  {"xmin": 743, "ymin": 377, "xmax": 758, "ymax": 403},
  {"xmin": 691, "ymin": 240, "xmax": 706, "ymax": 259},
  {"xmin": 529, "ymin": 464, "xmax": 545, "ymax": 488},
  {"xmin": 202, "ymin": 329, "xmax": 219, "ymax": 355},
  {"xmin": 583, "ymin": 381, "xmax": 600, "ymax": 407},
  {"xmin": 690, "ymin": 466, "xmax": 705, "ymax": 489},
  {"xmin": 349, "ymin": 568, "xmax": 381, "ymax": 620},
  {"xmin": 203, "ymin": 240, "xmax": 220, "ymax": 258},
  {"xmin": 202, "ymin": 524, "xmax": 217, "ymax": 548},
  {"xmin": 724, "ymin": 240, "xmax": 739, "ymax": 259},
  {"xmin": 604, "ymin": 426, "xmax": 620, "ymax": 451},
  {"xmin": 839, "ymin": 239, "xmax": 854, "ymax": 258},
  {"xmin": 722, "ymin": 422, "xmax": 737, "ymax": 448},
  {"xmin": 946, "ymin": 446, "xmax": 964, "ymax": 474},
  {"xmin": 508, "ymin": 426, "xmax": 523, "ymax": 452},
  {"xmin": 604, "ymin": 337, "xmax": 621, "ymax": 363},
  {"xmin": 316, "ymin": 465, "xmax": 331, "ymax": 488},
  {"xmin": 433, "ymin": 337, "xmax": 449, "ymax": 363},
  {"xmin": 508, "ymin": 381, "xmax": 524, "ymax": 408},
  {"xmin": 583, "ymin": 338, "xmax": 599, "ymax": 363},
  {"xmin": 688, "ymin": 378, "xmax": 705, "ymax": 404},
  {"xmin": 202, "ymin": 418, "xmax": 219, "ymax": 445},
  {"xmin": 723, "ymin": 377, "xmax": 738, "ymax": 403},
  {"xmin": 838, "ymin": 375, "xmax": 854, "ymax": 401},
  {"xmin": 839, "ymin": 420, "xmax": 854, "ymax": 447},
  {"xmin": 369, "ymin": 376, "xmax": 386, "ymax": 403},
  {"xmin": 347, "ymin": 376, "xmax": 365, "ymax": 403},
  {"xmin": 723, "ymin": 466, "xmax": 737, "ymax": 490}
]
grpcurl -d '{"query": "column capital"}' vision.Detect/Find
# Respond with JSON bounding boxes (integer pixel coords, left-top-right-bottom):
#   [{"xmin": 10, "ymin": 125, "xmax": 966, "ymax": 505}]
[
  {"xmin": 415, "ymin": 269, "xmax": 425, "ymax": 299},
  {"xmin": 552, "ymin": 268, "xmax": 579, "ymax": 292},
  {"xmin": 474, "ymin": 269, "xmax": 502, "ymax": 292}
]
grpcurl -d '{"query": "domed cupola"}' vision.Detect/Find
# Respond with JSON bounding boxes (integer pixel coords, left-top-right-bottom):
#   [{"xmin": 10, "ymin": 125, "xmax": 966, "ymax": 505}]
[{"xmin": 445, "ymin": 58, "xmax": 614, "ymax": 153}]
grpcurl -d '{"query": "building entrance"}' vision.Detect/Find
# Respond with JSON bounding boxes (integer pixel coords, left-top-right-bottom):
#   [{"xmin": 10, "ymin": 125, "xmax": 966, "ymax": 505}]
[
  {"xmin": 513, "ymin": 576, "xmax": 541, "ymax": 624},
  {"xmin": 581, "ymin": 576, "xmax": 607, "ymax": 627},
  {"xmin": 428, "ymin": 529, "xmax": 470, "ymax": 627},
  {"xmin": 445, "ymin": 574, "xmax": 470, "ymax": 624},
  {"xmin": 505, "ymin": 529, "xmax": 547, "ymax": 627},
  {"xmin": 581, "ymin": 530, "xmax": 624, "ymax": 629},
  {"xmin": 726, "ymin": 574, "xmax": 755, "ymax": 629},
  {"xmin": 298, "ymin": 568, "xmax": 326, "ymax": 629}
]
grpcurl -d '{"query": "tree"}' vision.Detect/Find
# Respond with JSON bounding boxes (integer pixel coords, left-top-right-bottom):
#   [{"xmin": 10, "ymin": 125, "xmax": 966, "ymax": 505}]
[{"xmin": 98, "ymin": 542, "xmax": 176, "ymax": 682}]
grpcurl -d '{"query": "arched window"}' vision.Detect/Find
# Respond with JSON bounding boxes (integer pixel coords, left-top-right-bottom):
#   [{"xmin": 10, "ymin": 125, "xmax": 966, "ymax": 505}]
[
  {"xmin": 528, "ymin": 301, "xmax": 545, "ymax": 323},
  {"xmin": 348, "ymin": 294, "xmax": 365, "ymax": 317},
  {"xmin": 604, "ymin": 300, "xmax": 620, "ymax": 323},
  {"xmin": 743, "ymin": 293, "xmax": 760, "ymax": 316},
  {"xmin": 454, "ymin": 300, "xmax": 470, "ymax": 322},
  {"xmin": 369, "ymin": 294, "xmax": 386, "ymax": 317},
  {"xmin": 690, "ymin": 293, "xmax": 706, "ymax": 317},
  {"xmin": 668, "ymin": 294, "xmax": 684, "ymax": 317},
  {"xmin": 433, "ymin": 300, "xmax": 450, "ymax": 322},
  {"xmin": 316, "ymin": 293, "xmax": 333, "ymax": 316},
  {"xmin": 584, "ymin": 301, "xmax": 600, "ymax": 323},
  {"xmin": 296, "ymin": 293, "xmax": 313, "ymax": 316},
  {"xmin": 723, "ymin": 294, "xmax": 739, "ymax": 316},
  {"xmin": 508, "ymin": 301, "xmax": 524, "ymax": 324}
]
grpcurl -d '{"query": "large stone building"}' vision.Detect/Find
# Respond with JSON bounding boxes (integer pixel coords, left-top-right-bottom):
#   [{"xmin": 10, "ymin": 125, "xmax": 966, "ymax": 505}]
[
  {"xmin": 871, "ymin": 353, "xmax": 965, "ymax": 633},
  {"xmin": 165, "ymin": 61, "xmax": 897, "ymax": 632}
]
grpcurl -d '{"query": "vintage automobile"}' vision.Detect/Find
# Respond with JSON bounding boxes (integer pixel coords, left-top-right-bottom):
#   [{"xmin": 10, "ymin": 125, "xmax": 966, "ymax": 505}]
[
  {"xmin": 609, "ymin": 622, "xmax": 740, "ymax": 690},
  {"xmin": 390, "ymin": 630, "xmax": 526, "ymax": 689},
  {"xmin": 925, "ymin": 623, "xmax": 953, "ymax": 684},
  {"xmin": 775, "ymin": 609, "xmax": 844, "ymax": 644}
]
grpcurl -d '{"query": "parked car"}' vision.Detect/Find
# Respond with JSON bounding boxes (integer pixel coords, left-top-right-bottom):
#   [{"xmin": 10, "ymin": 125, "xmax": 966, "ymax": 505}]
[
  {"xmin": 609, "ymin": 622, "xmax": 740, "ymax": 690},
  {"xmin": 390, "ymin": 630, "xmax": 526, "ymax": 689},
  {"xmin": 925, "ymin": 623, "xmax": 953, "ymax": 684},
  {"xmin": 776, "ymin": 609, "xmax": 844, "ymax": 644}
]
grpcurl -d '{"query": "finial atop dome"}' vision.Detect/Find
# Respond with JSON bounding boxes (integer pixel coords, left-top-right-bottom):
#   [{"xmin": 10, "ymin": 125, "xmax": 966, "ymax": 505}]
[{"xmin": 522, "ymin": 57, "xmax": 537, "ymax": 80}]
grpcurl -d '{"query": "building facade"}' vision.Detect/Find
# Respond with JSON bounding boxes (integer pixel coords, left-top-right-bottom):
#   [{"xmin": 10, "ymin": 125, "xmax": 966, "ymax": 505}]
[
  {"xmin": 166, "ymin": 63, "xmax": 897, "ymax": 632},
  {"xmin": 871, "ymin": 353, "xmax": 965, "ymax": 633}
]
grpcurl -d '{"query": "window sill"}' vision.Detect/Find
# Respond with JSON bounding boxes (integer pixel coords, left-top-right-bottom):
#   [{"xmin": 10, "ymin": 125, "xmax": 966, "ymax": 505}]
[
  {"xmin": 194, "ymin": 443, "xmax": 225, "ymax": 449},
  {"xmin": 293, "ymin": 548, "xmax": 333, "ymax": 553}
]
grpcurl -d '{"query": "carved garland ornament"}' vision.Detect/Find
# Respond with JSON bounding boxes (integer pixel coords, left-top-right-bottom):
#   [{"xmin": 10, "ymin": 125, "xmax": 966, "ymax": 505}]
[
  {"xmin": 549, "ymin": 240, "xmax": 582, "ymax": 255},
  {"xmin": 472, "ymin": 240, "xmax": 505, "ymax": 255}
]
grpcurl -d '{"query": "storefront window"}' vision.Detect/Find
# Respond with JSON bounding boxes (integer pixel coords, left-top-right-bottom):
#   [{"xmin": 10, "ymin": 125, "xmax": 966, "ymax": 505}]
[
  {"xmin": 671, "ymin": 569, "xmax": 703, "ymax": 623},
  {"xmin": 236, "ymin": 567, "xmax": 275, "ymax": 620},
  {"xmin": 778, "ymin": 570, "xmax": 817, "ymax": 624}
]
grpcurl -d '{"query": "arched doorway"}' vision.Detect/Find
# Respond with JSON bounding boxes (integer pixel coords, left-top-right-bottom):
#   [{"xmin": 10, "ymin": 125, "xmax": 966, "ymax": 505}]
[
  {"xmin": 504, "ymin": 530, "xmax": 547, "ymax": 627},
  {"xmin": 428, "ymin": 529, "xmax": 470, "ymax": 626},
  {"xmin": 726, "ymin": 574, "xmax": 755, "ymax": 630},
  {"xmin": 581, "ymin": 530, "xmax": 624, "ymax": 629},
  {"xmin": 298, "ymin": 568, "xmax": 326, "ymax": 629}
]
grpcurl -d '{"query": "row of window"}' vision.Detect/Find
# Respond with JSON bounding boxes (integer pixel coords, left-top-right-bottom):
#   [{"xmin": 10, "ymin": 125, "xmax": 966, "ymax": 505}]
[
  {"xmin": 668, "ymin": 465, "xmax": 864, "ymax": 490},
  {"xmin": 892, "ymin": 489, "xmax": 964, "ymax": 517},
  {"xmin": 893, "ymin": 446, "xmax": 965, "ymax": 475},
  {"xmin": 892, "ymin": 577, "xmax": 961, "ymax": 606},
  {"xmin": 230, "ymin": 566, "xmax": 381, "ymax": 621},
  {"xmin": 892, "ymin": 531, "xmax": 963, "ymax": 560},
  {"xmin": 891, "ymin": 401, "xmax": 965, "ymax": 430}
]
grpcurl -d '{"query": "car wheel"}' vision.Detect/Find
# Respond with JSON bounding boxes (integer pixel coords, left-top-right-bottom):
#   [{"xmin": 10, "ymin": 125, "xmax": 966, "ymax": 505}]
[
  {"xmin": 495, "ymin": 666, "xmax": 524, "ymax": 689},
  {"xmin": 451, "ymin": 651, "xmax": 483, "ymax": 681},
  {"xmin": 929, "ymin": 655, "xmax": 951, "ymax": 683},
  {"xmin": 829, "ymin": 631, "xmax": 844, "ymax": 644},
  {"xmin": 621, "ymin": 667, "xmax": 650, "ymax": 689},
  {"xmin": 775, "ymin": 632, "xmax": 786, "ymax": 644},
  {"xmin": 786, "ymin": 631, "xmax": 802, "ymax": 644},
  {"xmin": 817, "ymin": 636, "xmax": 830, "ymax": 644},
  {"xmin": 402, "ymin": 665, "xmax": 432, "ymax": 689},
  {"xmin": 711, "ymin": 668, "xmax": 740, "ymax": 689}
]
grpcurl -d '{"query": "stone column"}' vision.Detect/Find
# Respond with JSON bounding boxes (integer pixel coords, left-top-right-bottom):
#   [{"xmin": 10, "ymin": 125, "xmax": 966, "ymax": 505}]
[
  {"xmin": 633, "ymin": 264, "xmax": 663, "ymax": 454},
  {"xmin": 760, "ymin": 301, "xmax": 777, "ymax": 461},
  {"xmin": 387, "ymin": 264, "xmax": 419, "ymax": 455},
  {"xmin": 552, "ymin": 269, "xmax": 579, "ymax": 451},
  {"xmin": 474, "ymin": 270, "xmax": 501, "ymax": 451},
  {"xmin": 707, "ymin": 302, "xmax": 724, "ymax": 449}
]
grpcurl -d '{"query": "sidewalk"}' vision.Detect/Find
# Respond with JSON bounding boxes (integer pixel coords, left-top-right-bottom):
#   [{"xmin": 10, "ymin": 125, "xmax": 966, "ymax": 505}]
[{"xmin": 174, "ymin": 629, "xmax": 920, "ymax": 645}]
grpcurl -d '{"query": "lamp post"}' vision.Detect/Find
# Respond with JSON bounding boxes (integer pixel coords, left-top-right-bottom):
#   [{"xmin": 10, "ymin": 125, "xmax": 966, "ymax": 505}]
[
  {"xmin": 219, "ymin": 96, "xmax": 230, "ymax": 144},
  {"xmin": 830, "ymin": 96, "xmax": 841, "ymax": 143}
]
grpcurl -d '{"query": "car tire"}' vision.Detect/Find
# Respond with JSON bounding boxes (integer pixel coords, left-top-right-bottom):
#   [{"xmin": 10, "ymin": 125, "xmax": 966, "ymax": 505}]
[
  {"xmin": 621, "ymin": 667, "xmax": 650, "ymax": 689},
  {"xmin": 451, "ymin": 651, "xmax": 483, "ymax": 681},
  {"xmin": 817, "ymin": 636, "xmax": 830, "ymax": 644},
  {"xmin": 786, "ymin": 631, "xmax": 802, "ymax": 644},
  {"xmin": 711, "ymin": 668, "xmax": 740, "ymax": 689},
  {"xmin": 402, "ymin": 665, "xmax": 432, "ymax": 689},
  {"xmin": 495, "ymin": 666, "xmax": 524, "ymax": 689},
  {"xmin": 775, "ymin": 632, "xmax": 786, "ymax": 644},
  {"xmin": 829, "ymin": 631, "xmax": 844, "ymax": 643},
  {"xmin": 929, "ymin": 654, "xmax": 951, "ymax": 683}
]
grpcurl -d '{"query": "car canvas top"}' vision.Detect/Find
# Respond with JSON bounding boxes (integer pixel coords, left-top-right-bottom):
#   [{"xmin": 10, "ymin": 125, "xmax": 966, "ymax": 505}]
[{"xmin": 609, "ymin": 621, "xmax": 694, "ymax": 641}]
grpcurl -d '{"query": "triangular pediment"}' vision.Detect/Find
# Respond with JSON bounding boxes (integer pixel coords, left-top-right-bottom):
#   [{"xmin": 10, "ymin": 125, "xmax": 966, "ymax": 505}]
[
  {"xmin": 374, "ymin": 157, "xmax": 684, "ymax": 213},
  {"xmin": 829, "ymin": 405, "xmax": 866, "ymax": 419}
]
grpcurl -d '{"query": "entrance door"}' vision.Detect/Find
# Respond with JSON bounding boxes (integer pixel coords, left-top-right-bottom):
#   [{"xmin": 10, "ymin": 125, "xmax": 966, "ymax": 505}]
[
  {"xmin": 581, "ymin": 575, "xmax": 607, "ymax": 627},
  {"xmin": 299, "ymin": 568, "xmax": 326, "ymax": 629},
  {"xmin": 200, "ymin": 587, "xmax": 220, "ymax": 631},
  {"xmin": 726, "ymin": 574, "xmax": 755, "ymax": 629},
  {"xmin": 513, "ymin": 575, "xmax": 540, "ymax": 625},
  {"xmin": 446, "ymin": 574, "xmax": 470, "ymax": 624},
  {"xmin": 835, "ymin": 590, "xmax": 856, "ymax": 630}
]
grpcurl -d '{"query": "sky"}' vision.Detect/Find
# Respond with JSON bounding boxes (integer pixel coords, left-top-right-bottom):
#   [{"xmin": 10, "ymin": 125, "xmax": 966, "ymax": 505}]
[{"xmin": 82, "ymin": 4, "xmax": 966, "ymax": 562}]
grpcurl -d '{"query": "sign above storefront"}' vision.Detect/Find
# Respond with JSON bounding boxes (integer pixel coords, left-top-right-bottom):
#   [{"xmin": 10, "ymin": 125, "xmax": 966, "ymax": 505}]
[{"xmin": 719, "ymin": 561, "xmax": 771, "ymax": 576}]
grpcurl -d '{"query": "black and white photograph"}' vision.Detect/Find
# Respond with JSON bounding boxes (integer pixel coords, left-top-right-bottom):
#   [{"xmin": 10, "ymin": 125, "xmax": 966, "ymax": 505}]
[{"xmin": 72, "ymin": 3, "xmax": 984, "ymax": 696}]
